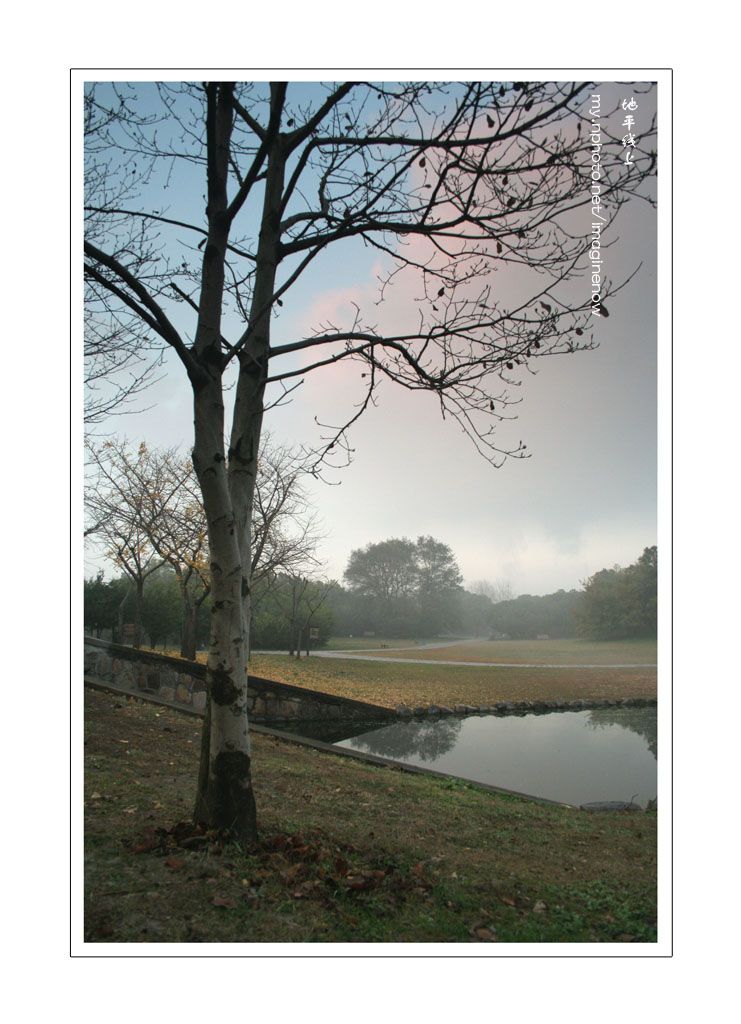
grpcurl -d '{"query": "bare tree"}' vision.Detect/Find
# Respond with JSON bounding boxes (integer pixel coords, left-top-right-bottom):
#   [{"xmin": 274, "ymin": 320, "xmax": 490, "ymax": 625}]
[
  {"xmin": 471, "ymin": 579, "xmax": 515, "ymax": 604},
  {"xmin": 85, "ymin": 435, "xmax": 323, "ymax": 659},
  {"xmin": 84, "ymin": 79, "xmax": 656, "ymax": 841},
  {"xmin": 84, "ymin": 87, "xmax": 166, "ymax": 425},
  {"xmin": 84, "ymin": 440, "xmax": 166, "ymax": 646},
  {"xmin": 250, "ymin": 434, "xmax": 324, "ymax": 588},
  {"xmin": 273, "ymin": 575, "xmax": 335, "ymax": 658}
]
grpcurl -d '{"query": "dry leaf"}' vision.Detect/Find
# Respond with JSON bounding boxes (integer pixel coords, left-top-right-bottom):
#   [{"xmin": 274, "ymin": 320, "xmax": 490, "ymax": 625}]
[{"xmin": 212, "ymin": 894, "xmax": 237, "ymax": 909}]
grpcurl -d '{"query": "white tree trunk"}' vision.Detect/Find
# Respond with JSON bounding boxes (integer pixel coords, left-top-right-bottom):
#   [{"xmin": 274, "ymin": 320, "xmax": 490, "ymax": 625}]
[{"xmin": 192, "ymin": 118, "xmax": 285, "ymax": 842}]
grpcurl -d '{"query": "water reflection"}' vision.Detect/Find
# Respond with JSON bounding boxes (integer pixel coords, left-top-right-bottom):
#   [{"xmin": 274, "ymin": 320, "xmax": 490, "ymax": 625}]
[
  {"xmin": 334, "ymin": 707, "xmax": 658, "ymax": 808},
  {"xmin": 342, "ymin": 716, "xmax": 463, "ymax": 762},
  {"xmin": 587, "ymin": 707, "xmax": 657, "ymax": 758}
]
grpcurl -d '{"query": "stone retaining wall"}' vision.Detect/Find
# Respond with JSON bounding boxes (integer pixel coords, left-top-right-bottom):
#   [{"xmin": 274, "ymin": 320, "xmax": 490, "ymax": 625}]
[
  {"xmin": 84, "ymin": 637, "xmax": 656, "ymax": 725},
  {"xmin": 83, "ymin": 636, "xmax": 395, "ymax": 724},
  {"xmin": 395, "ymin": 696, "xmax": 656, "ymax": 717}
]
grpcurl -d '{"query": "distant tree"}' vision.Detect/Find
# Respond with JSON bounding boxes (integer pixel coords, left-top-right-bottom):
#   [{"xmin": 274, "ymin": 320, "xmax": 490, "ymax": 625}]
[
  {"xmin": 141, "ymin": 568, "xmax": 183, "ymax": 650},
  {"xmin": 344, "ymin": 535, "xmax": 463, "ymax": 636},
  {"xmin": 489, "ymin": 589, "xmax": 582, "ymax": 639},
  {"xmin": 458, "ymin": 589, "xmax": 496, "ymax": 637},
  {"xmin": 344, "ymin": 538, "xmax": 419, "ymax": 601},
  {"xmin": 273, "ymin": 575, "xmax": 335, "ymax": 657},
  {"xmin": 249, "ymin": 436, "xmax": 325, "ymax": 590},
  {"xmin": 251, "ymin": 574, "xmax": 334, "ymax": 653},
  {"xmin": 470, "ymin": 579, "xmax": 514, "ymax": 604},
  {"xmin": 84, "ymin": 572, "xmax": 126, "ymax": 637},
  {"xmin": 85, "ymin": 79, "xmax": 656, "ymax": 840},
  {"xmin": 576, "ymin": 547, "xmax": 657, "ymax": 640},
  {"xmin": 414, "ymin": 536, "xmax": 463, "ymax": 635},
  {"xmin": 85, "ymin": 439, "xmax": 203, "ymax": 655},
  {"xmin": 84, "ymin": 441, "xmax": 166, "ymax": 647},
  {"xmin": 85, "ymin": 435, "xmax": 322, "ymax": 659}
]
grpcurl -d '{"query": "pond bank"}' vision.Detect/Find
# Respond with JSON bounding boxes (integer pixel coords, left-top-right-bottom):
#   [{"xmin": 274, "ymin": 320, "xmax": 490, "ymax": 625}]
[{"xmin": 83, "ymin": 687, "xmax": 658, "ymax": 944}]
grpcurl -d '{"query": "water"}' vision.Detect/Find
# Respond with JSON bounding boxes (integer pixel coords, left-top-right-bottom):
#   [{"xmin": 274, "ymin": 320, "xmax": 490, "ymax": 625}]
[{"xmin": 329, "ymin": 707, "xmax": 657, "ymax": 808}]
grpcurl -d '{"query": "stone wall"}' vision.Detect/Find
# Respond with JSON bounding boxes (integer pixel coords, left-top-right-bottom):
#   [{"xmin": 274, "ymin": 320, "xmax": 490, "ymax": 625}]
[{"xmin": 83, "ymin": 636, "xmax": 395, "ymax": 724}]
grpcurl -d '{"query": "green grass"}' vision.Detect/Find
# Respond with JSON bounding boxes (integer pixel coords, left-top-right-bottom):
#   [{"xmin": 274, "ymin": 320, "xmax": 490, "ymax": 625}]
[{"xmin": 84, "ymin": 688, "xmax": 658, "ymax": 944}]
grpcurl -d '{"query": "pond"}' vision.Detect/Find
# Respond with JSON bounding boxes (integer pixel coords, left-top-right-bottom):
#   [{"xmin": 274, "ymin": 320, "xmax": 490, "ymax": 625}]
[{"xmin": 278, "ymin": 707, "xmax": 657, "ymax": 809}]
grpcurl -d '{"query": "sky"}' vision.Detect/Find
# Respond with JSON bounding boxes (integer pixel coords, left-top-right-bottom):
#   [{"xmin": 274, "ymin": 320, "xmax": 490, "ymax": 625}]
[{"xmin": 84, "ymin": 78, "xmax": 661, "ymax": 598}]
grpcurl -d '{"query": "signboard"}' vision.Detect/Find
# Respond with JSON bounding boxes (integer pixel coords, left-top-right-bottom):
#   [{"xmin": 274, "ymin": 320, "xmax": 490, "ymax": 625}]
[{"xmin": 309, "ymin": 628, "xmax": 320, "ymax": 639}]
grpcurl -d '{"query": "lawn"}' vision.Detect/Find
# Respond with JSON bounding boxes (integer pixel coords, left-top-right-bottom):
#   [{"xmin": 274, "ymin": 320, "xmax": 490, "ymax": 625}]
[
  {"xmin": 366, "ymin": 637, "xmax": 658, "ymax": 665},
  {"xmin": 248, "ymin": 652, "xmax": 657, "ymax": 708},
  {"xmin": 144, "ymin": 638, "xmax": 657, "ymax": 709},
  {"xmin": 323, "ymin": 637, "xmax": 422, "ymax": 651},
  {"xmin": 84, "ymin": 687, "xmax": 657, "ymax": 944}
]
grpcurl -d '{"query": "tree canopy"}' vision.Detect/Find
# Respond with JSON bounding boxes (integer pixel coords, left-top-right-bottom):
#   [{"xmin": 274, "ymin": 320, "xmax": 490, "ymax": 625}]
[
  {"xmin": 343, "ymin": 535, "xmax": 463, "ymax": 636},
  {"xmin": 575, "ymin": 546, "xmax": 657, "ymax": 640}
]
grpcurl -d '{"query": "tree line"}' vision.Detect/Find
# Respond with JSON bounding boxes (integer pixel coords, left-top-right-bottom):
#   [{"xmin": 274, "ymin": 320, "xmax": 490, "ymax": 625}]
[
  {"xmin": 332, "ymin": 540, "xmax": 657, "ymax": 642},
  {"xmin": 86, "ymin": 464, "xmax": 657, "ymax": 649},
  {"xmin": 84, "ymin": 566, "xmax": 335, "ymax": 655}
]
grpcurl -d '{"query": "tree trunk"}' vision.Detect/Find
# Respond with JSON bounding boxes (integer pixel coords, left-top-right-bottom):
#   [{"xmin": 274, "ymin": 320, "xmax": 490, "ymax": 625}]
[
  {"xmin": 191, "ymin": 86, "xmax": 286, "ymax": 845},
  {"xmin": 181, "ymin": 607, "xmax": 198, "ymax": 662},
  {"xmin": 133, "ymin": 578, "xmax": 144, "ymax": 648},
  {"xmin": 116, "ymin": 586, "xmax": 131, "ymax": 644}
]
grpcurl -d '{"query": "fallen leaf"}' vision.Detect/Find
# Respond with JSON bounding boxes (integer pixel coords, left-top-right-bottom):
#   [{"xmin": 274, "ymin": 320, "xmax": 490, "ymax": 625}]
[
  {"xmin": 501, "ymin": 896, "xmax": 516, "ymax": 907},
  {"xmin": 166, "ymin": 856, "xmax": 185, "ymax": 870},
  {"xmin": 212, "ymin": 894, "xmax": 237, "ymax": 909},
  {"xmin": 533, "ymin": 900, "xmax": 547, "ymax": 913}
]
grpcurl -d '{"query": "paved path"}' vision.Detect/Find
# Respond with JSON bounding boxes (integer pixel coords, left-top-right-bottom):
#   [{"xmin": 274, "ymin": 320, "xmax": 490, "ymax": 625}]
[
  {"xmin": 254, "ymin": 639, "xmax": 657, "ymax": 670},
  {"xmin": 311, "ymin": 652, "xmax": 656, "ymax": 669}
]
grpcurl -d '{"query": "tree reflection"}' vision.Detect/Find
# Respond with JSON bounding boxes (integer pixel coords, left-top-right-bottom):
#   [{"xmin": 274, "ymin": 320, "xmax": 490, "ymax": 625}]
[
  {"xmin": 349, "ymin": 717, "xmax": 463, "ymax": 762},
  {"xmin": 587, "ymin": 707, "xmax": 657, "ymax": 758}
]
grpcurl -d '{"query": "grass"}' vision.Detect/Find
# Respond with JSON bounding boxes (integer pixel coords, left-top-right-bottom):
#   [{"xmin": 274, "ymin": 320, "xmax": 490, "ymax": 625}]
[
  {"xmin": 145, "ymin": 638, "xmax": 657, "ymax": 709},
  {"xmin": 367, "ymin": 637, "xmax": 658, "ymax": 665},
  {"xmin": 248, "ymin": 652, "xmax": 657, "ymax": 708},
  {"xmin": 84, "ymin": 687, "xmax": 657, "ymax": 944},
  {"xmin": 323, "ymin": 636, "xmax": 423, "ymax": 651}
]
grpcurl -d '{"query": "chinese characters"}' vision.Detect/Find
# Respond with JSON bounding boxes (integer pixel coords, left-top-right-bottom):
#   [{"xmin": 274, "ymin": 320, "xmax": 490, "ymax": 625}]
[{"xmin": 621, "ymin": 95, "xmax": 639, "ymax": 169}]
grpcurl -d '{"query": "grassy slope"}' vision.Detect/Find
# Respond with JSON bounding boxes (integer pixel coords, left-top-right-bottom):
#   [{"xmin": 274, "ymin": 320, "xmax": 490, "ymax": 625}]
[{"xmin": 84, "ymin": 688, "xmax": 657, "ymax": 944}]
